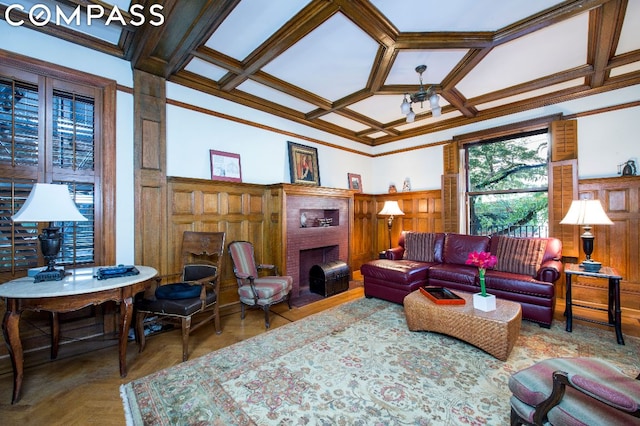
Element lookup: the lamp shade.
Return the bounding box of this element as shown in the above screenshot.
[378,201,404,216]
[400,97,411,115]
[560,200,613,226]
[12,183,88,223]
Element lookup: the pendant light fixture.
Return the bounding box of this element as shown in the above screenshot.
[400,65,441,122]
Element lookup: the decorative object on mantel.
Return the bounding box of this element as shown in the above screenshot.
[347,173,362,192]
[618,159,637,176]
[400,65,442,123]
[318,218,332,227]
[560,199,613,272]
[11,183,88,282]
[210,150,242,182]
[466,251,498,312]
[288,141,320,186]
[300,212,307,228]
[402,177,411,192]
[378,201,404,249]
[388,184,397,193]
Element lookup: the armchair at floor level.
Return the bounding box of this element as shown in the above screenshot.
[228,240,292,328]
[135,231,225,362]
[509,357,640,425]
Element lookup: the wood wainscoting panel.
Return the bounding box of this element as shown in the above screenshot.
[202,191,221,215]
[372,190,444,253]
[571,176,640,320]
[167,178,269,306]
[171,188,196,215]
[352,193,376,271]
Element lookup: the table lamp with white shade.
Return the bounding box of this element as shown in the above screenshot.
[11,183,88,282]
[560,199,613,273]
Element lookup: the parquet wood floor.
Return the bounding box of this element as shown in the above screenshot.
[1,283,637,426]
[0,287,364,425]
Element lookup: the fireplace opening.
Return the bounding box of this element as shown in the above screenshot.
[298,245,339,294]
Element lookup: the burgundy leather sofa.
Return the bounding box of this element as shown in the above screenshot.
[360,232,563,327]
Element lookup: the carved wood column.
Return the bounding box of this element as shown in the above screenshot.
[133,69,167,275]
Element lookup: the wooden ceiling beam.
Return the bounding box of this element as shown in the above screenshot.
[170,70,370,145]
[441,88,477,118]
[494,0,611,45]
[587,0,626,87]
[219,0,337,91]
[467,65,594,107]
[129,0,240,76]
[306,90,372,120]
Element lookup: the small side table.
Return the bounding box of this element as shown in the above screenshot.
[564,263,624,344]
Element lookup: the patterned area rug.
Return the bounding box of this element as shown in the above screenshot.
[121,297,640,425]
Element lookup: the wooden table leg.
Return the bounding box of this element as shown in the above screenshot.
[565,273,573,332]
[119,296,133,377]
[612,277,625,345]
[2,299,24,404]
[51,312,59,359]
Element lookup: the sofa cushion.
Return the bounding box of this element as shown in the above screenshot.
[361,259,430,285]
[494,236,547,277]
[403,232,437,262]
[428,263,477,286]
[442,233,490,266]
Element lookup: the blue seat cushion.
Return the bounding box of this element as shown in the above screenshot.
[155,283,201,300]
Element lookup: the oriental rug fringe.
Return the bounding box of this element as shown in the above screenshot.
[121,297,640,425]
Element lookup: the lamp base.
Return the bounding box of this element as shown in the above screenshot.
[34,268,67,283]
[580,260,602,273]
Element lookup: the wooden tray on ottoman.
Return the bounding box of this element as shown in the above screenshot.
[419,286,465,305]
[403,290,522,361]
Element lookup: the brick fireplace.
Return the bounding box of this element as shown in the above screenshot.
[285,194,350,299]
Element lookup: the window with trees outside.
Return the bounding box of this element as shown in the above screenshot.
[466,129,549,237]
[0,59,107,279]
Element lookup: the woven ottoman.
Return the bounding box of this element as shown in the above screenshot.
[404,289,522,361]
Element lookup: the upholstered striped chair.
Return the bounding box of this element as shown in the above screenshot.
[509,357,640,425]
[228,241,292,328]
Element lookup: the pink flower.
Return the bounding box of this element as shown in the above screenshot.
[465,251,498,270]
[466,251,498,297]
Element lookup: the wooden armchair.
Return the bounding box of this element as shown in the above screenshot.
[135,231,225,361]
[509,357,640,425]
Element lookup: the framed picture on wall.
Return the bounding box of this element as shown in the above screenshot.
[210,150,242,182]
[348,173,362,192]
[288,142,320,186]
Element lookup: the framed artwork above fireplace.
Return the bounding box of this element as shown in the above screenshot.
[288,142,320,186]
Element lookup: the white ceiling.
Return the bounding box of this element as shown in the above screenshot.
[183,0,640,145]
[4,0,640,146]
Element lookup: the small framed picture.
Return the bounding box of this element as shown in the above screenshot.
[288,142,320,186]
[348,173,362,192]
[210,150,242,182]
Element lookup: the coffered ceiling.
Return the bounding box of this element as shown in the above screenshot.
[4,0,640,147]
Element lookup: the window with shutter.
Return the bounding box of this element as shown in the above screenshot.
[0,60,108,277]
[0,79,39,166]
[465,130,549,237]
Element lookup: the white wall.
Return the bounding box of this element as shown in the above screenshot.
[4,21,639,263]
[165,84,372,189]
[577,105,639,178]
[370,85,640,192]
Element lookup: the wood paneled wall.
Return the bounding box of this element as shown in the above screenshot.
[166,178,269,306]
[568,176,640,312]
[352,190,444,269]
[352,193,376,271]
